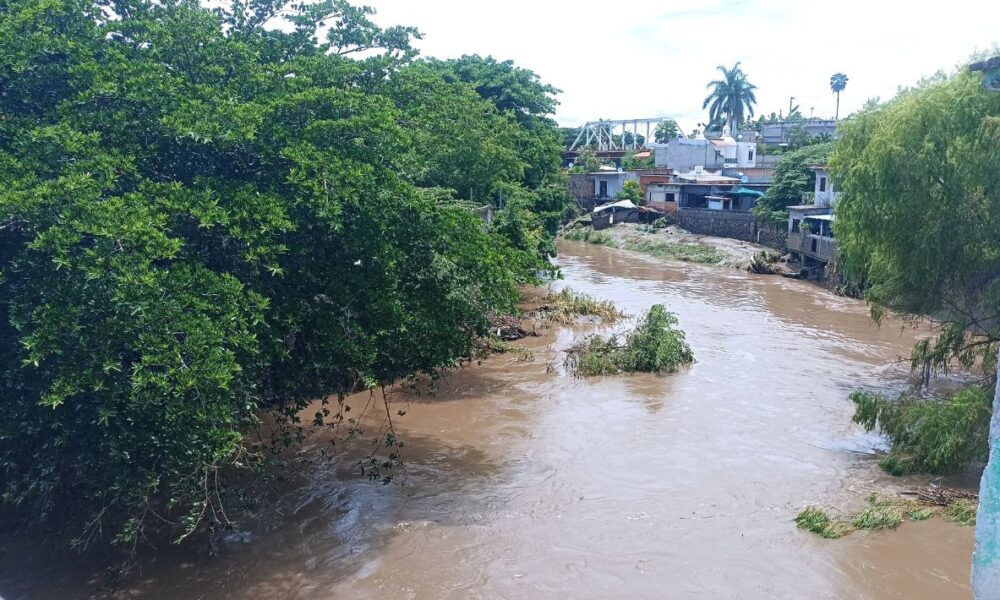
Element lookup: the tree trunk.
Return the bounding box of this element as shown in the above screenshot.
[973,351,1000,598]
[835,92,840,121]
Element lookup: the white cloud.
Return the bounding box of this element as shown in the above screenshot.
[365,0,1000,133]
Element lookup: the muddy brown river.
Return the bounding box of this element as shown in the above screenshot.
[1,240,976,599]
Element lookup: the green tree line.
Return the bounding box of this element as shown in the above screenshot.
[0,0,573,552]
[830,62,1000,592]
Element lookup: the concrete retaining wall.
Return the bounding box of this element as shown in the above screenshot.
[677,208,787,251]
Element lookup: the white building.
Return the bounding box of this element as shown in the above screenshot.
[654,137,756,172]
[589,170,639,200]
[810,165,837,207]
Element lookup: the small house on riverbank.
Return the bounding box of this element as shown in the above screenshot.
[786,165,839,276]
[590,170,639,201]
[592,200,639,230]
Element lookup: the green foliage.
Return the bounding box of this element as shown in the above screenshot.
[795,508,852,539]
[946,499,978,526]
[570,147,602,173]
[622,151,654,171]
[563,227,617,247]
[753,142,833,218]
[616,179,643,203]
[567,305,693,377]
[0,0,565,552]
[798,495,941,539]
[851,494,906,530]
[538,288,624,324]
[622,237,726,264]
[831,68,1000,373]
[703,62,757,133]
[426,55,562,188]
[654,119,680,143]
[831,72,849,119]
[850,386,993,475]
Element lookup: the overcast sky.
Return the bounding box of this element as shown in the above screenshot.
[366,0,1000,132]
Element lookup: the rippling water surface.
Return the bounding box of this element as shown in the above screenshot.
[1,240,975,599]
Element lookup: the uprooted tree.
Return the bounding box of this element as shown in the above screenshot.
[830,64,1000,596]
[0,0,572,554]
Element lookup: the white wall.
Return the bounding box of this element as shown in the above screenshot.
[593,173,638,199]
[813,167,837,207]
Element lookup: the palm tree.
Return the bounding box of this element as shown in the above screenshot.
[830,72,848,120]
[703,62,757,135]
[653,119,679,143]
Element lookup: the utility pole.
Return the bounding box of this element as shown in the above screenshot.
[788,96,795,117]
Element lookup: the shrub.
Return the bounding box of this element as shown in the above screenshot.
[563,227,617,247]
[651,216,673,229]
[850,386,993,475]
[566,305,693,376]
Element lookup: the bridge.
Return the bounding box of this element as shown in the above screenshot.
[567,117,686,151]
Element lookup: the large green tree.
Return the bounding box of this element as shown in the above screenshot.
[426,55,563,188]
[754,142,833,220]
[0,0,563,553]
[703,62,758,135]
[831,68,1000,596]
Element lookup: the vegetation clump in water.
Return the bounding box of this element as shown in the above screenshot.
[796,493,979,539]
[536,288,624,324]
[563,227,617,247]
[850,386,993,475]
[794,507,853,539]
[945,499,978,526]
[566,305,693,377]
[621,236,726,264]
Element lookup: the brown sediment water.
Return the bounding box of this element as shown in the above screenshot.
[0,240,975,599]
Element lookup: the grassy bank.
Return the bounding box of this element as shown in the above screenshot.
[621,236,727,264]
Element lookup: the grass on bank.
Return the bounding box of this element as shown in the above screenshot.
[563,227,617,247]
[621,236,726,264]
[565,304,694,377]
[796,493,978,539]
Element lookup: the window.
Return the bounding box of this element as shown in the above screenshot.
[791,219,800,233]
[748,149,755,162]
[599,180,608,197]
[811,238,818,253]
[819,177,827,192]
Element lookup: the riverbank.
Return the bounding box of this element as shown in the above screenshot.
[563,222,796,274]
[1,240,976,599]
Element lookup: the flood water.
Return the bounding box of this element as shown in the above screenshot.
[1,240,975,599]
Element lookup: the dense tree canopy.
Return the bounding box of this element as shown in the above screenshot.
[753,142,833,221]
[0,0,569,552]
[830,66,1000,594]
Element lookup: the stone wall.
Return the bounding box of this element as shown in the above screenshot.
[677,208,787,251]
[568,174,593,201]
